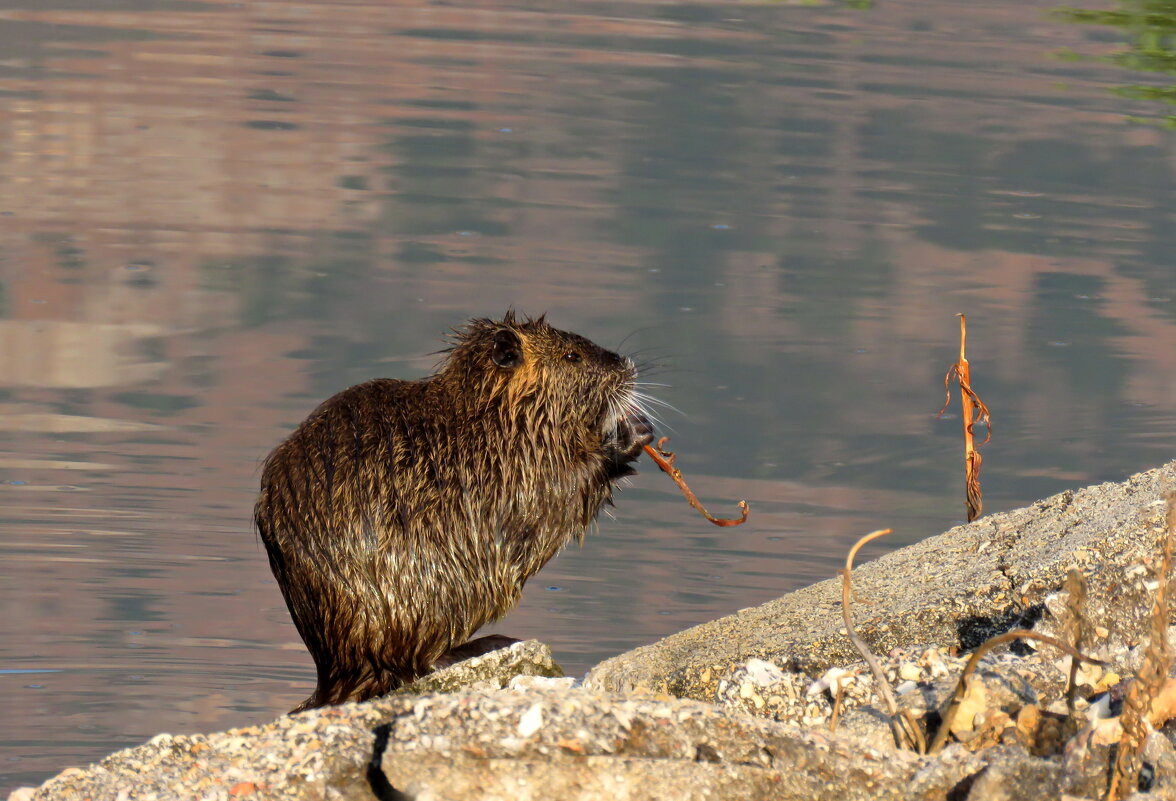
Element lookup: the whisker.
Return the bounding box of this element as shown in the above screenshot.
[624,345,673,358]
[615,327,656,353]
[604,396,622,442]
[631,363,680,378]
[633,389,676,402]
[632,391,683,416]
[628,396,674,434]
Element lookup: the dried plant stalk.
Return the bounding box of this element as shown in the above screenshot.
[1106,491,1176,801]
[644,437,749,527]
[841,528,926,752]
[1062,569,1090,717]
[829,683,846,732]
[929,629,1104,754]
[938,314,992,522]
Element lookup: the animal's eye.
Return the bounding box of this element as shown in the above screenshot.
[563,351,582,363]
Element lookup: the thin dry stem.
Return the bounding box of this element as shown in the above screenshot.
[1062,569,1089,717]
[1107,490,1176,800]
[846,527,893,568]
[929,630,1104,754]
[644,438,749,527]
[938,314,992,522]
[840,528,925,752]
[829,684,846,732]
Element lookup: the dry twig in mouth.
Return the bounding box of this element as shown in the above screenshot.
[643,437,749,527]
[937,314,992,522]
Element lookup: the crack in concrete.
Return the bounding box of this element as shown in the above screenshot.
[368,722,414,801]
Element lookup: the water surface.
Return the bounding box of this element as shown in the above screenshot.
[2,0,1174,790]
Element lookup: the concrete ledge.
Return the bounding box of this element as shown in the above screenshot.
[586,463,1175,701]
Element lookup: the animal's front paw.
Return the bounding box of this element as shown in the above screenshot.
[618,413,654,461]
[603,413,654,479]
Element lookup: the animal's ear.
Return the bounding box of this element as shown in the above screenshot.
[491,328,523,368]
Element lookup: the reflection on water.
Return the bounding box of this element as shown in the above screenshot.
[1,0,1175,791]
[1057,0,1176,126]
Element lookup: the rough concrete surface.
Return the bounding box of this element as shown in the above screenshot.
[587,463,1176,703]
[22,685,1170,801]
[14,689,990,801]
[373,690,987,801]
[390,638,566,695]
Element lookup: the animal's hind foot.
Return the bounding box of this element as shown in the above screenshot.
[432,634,522,670]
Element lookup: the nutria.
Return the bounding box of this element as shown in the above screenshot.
[255,312,653,711]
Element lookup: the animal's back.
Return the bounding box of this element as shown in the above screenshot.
[258,378,510,708]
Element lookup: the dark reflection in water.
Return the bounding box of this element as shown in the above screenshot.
[1,0,1174,792]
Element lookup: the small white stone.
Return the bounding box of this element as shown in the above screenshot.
[1045,699,1070,716]
[898,663,922,682]
[807,666,853,697]
[517,703,545,737]
[744,658,786,686]
[508,675,575,691]
[1085,693,1112,721]
[1074,661,1104,689]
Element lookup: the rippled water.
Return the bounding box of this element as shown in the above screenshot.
[2,0,1174,790]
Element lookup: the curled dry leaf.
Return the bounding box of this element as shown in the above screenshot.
[937,314,992,522]
[644,437,749,527]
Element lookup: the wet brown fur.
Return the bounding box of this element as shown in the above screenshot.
[255,312,650,711]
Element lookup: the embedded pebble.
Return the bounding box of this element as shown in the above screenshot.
[508,675,575,691]
[744,658,786,686]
